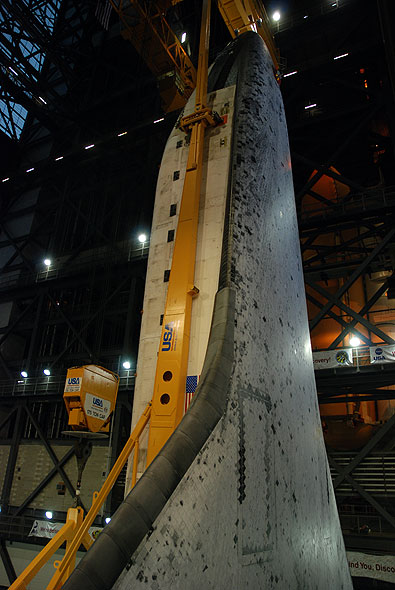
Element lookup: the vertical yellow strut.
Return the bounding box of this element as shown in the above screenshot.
[146,0,214,466]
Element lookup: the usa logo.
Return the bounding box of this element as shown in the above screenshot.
[161,323,174,352]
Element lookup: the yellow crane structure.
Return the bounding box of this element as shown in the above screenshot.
[217,0,279,71]
[109,0,197,112]
[9,2,278,587]
[108,0,278,464]
[145,0,221,465]
[109,0,279,112]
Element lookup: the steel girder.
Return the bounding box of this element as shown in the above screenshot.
[0,539,16,585]
[328,414,395,531]
[307,228,395,341]
[0,0,95,140]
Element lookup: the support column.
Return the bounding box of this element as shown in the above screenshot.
[0,539,17,585]
[1,406,23,510]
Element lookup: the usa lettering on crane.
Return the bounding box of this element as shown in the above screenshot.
[161,322,175,352]
[67,377,80,385]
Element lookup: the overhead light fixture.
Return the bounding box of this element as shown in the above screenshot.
[39,96,47,105]
[272,11,281,22]
[55,156,63,161]
[43,369,51,376]
[305,103,317,110]
[105,517,111,524]
[122,361,131,370]
[304,15,308,19]
[45,511,53,520]
[283,71,298,78]
[350,336,361,347]
[153,118,164,124]
[334,53,349,60]
[2,178,10,183]
[44,258,51,267]
[117,131,127,137]
[26,167,34,173]
[21,371,28,378]
[181,32,186,43]
[138,233,147,243]
[9,67,18,76]
[84,144,94,150]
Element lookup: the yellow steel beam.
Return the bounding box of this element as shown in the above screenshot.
[145,0,213,466]
[109,0,197,112]
[217,0,279,71]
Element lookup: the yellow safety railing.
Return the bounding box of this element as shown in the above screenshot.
[9,402,152,590]
[8,507,87,590]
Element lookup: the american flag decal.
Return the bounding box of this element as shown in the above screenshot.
[185,375,199,413]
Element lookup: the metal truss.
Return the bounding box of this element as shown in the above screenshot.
[277,4,395,549]
[305,224,395,343]
[0,389,132,552]
[0,538,16,586]
[0,255,147,377]
[110,0,197,111]
[0,0,63,139]
[0,104,169,381]
[278,0,395,410]
[0,0,104,141]
[328,414,395,534]
[0,403,82,513]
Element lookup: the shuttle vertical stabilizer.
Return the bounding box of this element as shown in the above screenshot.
[64,32,352,590]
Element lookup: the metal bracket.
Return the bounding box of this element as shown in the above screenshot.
[178,108,223,133]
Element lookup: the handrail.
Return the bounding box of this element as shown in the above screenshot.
[0,240,149,292]
[300,186,395,221]
[7,402,151,590]
[9,507,84,590]
[0,372,135,398]
[46,401,151,590]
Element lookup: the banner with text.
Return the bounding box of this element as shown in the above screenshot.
[313,349,353,370]
[29,519,102,541]
[347,551,395,583]
[370,344,395,364]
